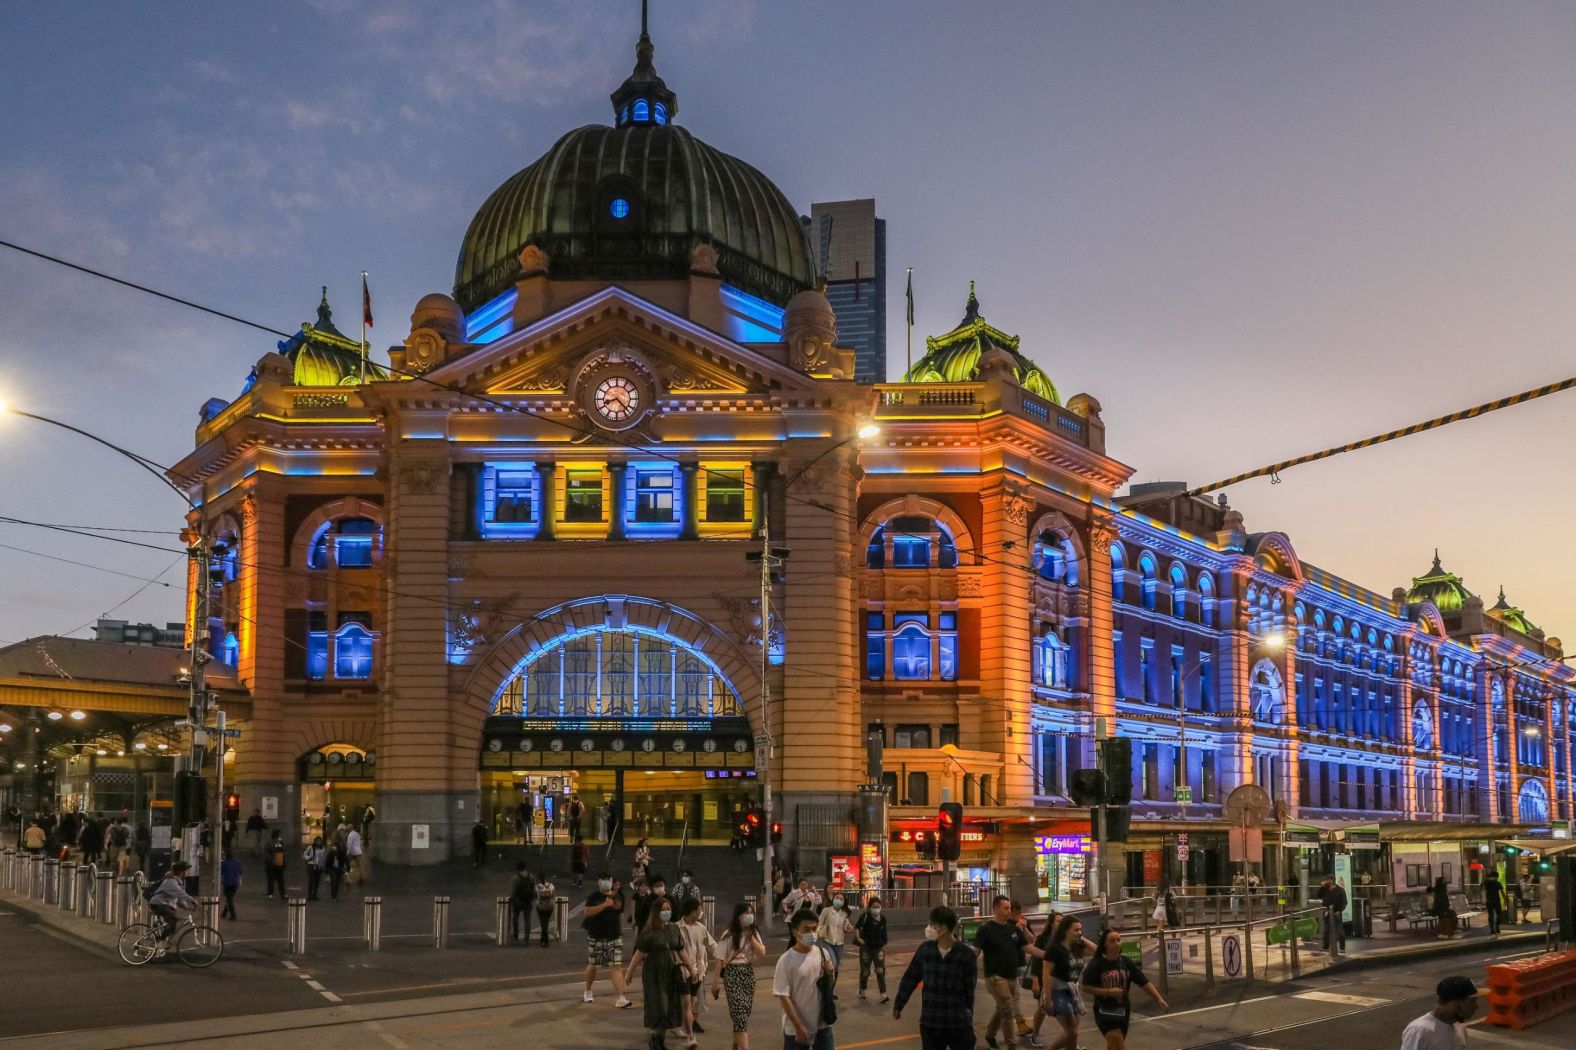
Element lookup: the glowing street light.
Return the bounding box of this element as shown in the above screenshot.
[69,710,86,720]
[857,422,881,440]
[46,711,63,721]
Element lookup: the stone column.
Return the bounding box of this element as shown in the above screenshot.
[608,463,628,541]
[379,444,466,864]
[1395,639,1418,817]
[1504,674,1521,822]
[975,478,1034,803]
[233,484,298,844]
[1475,665,1497,820]
[1280,588,1302,817]
[1217,561,1256,796]
[534,462,556,541]
[1085,520,1117,755]
[679,464,700,541]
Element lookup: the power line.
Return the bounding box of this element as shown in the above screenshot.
[1187,374,1576,497]
[0,539,180,587]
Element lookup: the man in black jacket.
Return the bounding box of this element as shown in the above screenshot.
[1318,876,1348,952]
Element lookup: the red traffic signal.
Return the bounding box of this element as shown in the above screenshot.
[936,802,964,861]
[737,806,767,848]
[225,793,240,810]
[770,820,783,844]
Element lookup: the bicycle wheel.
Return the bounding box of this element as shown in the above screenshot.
[177,924,225,968]
[117,923,159,966]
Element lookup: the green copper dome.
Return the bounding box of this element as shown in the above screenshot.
[900,283,1059,402]
[1488,587,1538,635]
[453,15,814,313]
[1406,550,1474,615]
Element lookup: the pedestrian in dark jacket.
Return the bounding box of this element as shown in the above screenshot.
[264,832,288,898]
[1318,876,1348,951]
[894,906,977,1048]
[1482,871,1507,934]
[324,841,347,901]
[510,862,536,941]
[471,820,489,868]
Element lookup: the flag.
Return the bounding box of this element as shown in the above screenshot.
[906,268,914,325]
[361,272,374,329]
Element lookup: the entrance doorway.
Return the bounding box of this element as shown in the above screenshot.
[480,768,758,847]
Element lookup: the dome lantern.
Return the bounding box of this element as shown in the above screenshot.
[611,0,677,128]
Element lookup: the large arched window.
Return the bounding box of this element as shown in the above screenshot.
[1411,701,1434,750]
[1250,660,1285,724]
[1518,779,1550,823]
[1034,531,1079,585]
[865,516,959,570]
[1110,542,1127,602]
[1138,554,1159,611]
[1034,627,1071,690]
[1198,573,1216,627]
[309,516,381,570]
[1169,564,1188,619]
[493,626,743,719]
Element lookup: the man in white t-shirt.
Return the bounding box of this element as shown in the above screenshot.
[774,909,836,1050]
[1400,975,1477,1050]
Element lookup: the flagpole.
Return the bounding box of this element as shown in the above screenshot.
[905,267,914,378]
[359,270,369,384]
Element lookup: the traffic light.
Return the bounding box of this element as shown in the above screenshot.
[1100,738,1133,805]
[936,802,964,862]
[770,820,783,845]
[737,806,766,848]
[224,792,240,824]
[1069,769,1106,807]
[173,771,206,828]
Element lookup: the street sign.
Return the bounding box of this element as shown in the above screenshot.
[1174,786,1192,803]
[1164,936,1184,975]
[175,719,242,738]
[754,736,770,773]
[1228,825,1263,863]
[1221,933,1243,978]
[1176,833,1189,845]
[1224,784,1271,826]
[1178,844,1190,861]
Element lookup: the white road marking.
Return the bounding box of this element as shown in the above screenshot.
[366,1019,410,1049]
[1293,990,1391,1007]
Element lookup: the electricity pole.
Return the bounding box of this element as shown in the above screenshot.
[749,526,788,929]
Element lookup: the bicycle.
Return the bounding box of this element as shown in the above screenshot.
[118,912,225,968]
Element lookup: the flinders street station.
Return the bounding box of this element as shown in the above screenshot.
[3,18,1573,906]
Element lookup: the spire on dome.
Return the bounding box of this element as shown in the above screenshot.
[959,280,981,326]
[612,0,678,126]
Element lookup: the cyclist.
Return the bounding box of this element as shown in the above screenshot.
[149,861,197,956]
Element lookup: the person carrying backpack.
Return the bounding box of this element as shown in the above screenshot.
[535,872,557,946]
[510,862,536,942]
[265,831,288,899]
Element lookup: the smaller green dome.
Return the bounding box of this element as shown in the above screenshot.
[276,289,385,387]
[1406,549,1474,615]
[1488,586,1538,635]
[900,282,1059,403]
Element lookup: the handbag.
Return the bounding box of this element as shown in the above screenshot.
[816,945,839,1026]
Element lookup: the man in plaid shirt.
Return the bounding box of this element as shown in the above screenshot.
[894,905,978,1050]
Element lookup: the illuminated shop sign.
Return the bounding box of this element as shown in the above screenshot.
[1035,834,1092,855]
[893,829,987,844]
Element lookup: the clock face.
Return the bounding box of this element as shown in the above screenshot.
[594,376,640,423]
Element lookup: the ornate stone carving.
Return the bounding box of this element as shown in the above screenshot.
[397,465,440,495]
[860,577,884,600]
[403,329,446,375]
[238,493,258,527]
[790,465,849,496]
[518,244,550,276]
[665,367,706,393]
[715,592,762,646]
[1002,484,1032,527]
[450,595,517,655]
[1088,527,1114,556]
[958,575,982,597]
[791,332,831,374]
[689,242,720,275]
[515,365,570,392]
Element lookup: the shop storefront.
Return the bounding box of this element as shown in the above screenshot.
[1034,832,1090,903]
[298,744,376,843]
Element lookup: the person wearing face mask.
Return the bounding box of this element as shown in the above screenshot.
[1400,976,1478,1050]
[678,896,719,1046]
[852,895,889,1003]
[627,897,698,1050]
[774,910,837,1050]
[674,869,702,909]
[893,906,977,1050]
[582,872,635,1008]
[637,875,671,930]
[716,902,768,1050]
[816,892,854,994]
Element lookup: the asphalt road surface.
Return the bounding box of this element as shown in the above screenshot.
[3,900,1573,1049]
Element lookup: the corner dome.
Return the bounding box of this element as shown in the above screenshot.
[901,282,1059,402]
[453,12,814,313]
[1488,586,1539,636]
[276,288,386,387]
[1406,550,1474,616]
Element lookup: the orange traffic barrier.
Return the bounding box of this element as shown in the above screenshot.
[1484,951,1576,1029]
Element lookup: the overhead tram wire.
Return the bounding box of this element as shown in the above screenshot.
[1187,373,1576,498]
[0,236,1084,587]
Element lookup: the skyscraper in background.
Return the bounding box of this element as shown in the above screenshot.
[809,199,887,382]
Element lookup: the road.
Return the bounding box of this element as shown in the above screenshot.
[2,900,1572,1048]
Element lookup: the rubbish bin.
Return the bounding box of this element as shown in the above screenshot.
[1347,897,1372,939]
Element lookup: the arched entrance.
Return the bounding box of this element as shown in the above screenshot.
[473,597,760,847]
[298,743,377,844]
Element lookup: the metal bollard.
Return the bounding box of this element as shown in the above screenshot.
[1243,921,1255,984]
[95,871,113,923]
[59,861,76,911]
[554,895,570,944]
[702,894,716,931]
[29,854,44,898]
[114,875,135,929]
[496,896,512,946]
[1,849,11,891]
[1289,916,1301,977]
[432,896,451,949]
[77,867,94,918]
[362,896,382,951]
[43,858,59,904]
[287,897,308,954]
[200,896,221,931]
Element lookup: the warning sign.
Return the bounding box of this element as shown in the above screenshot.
[1221,933,1244,978]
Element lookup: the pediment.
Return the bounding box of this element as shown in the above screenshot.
[424,286,819,401]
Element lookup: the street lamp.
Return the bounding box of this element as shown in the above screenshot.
[748,419,880,923]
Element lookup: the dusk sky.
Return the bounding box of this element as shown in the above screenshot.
[1,1,1573,648]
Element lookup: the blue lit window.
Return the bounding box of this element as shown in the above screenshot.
[634,469,675,523]
[871,516,957,570]
[892,535,929,567]
[865,612,885,680]
[633,99,649,122]
[938,612,958,681]
[489,469,536,524]
[335,517,377,568]
[309,532,330,569]
[221,631,239,667]
[892,621,931,680]
[653,102,667,125]
[334,615,374,680]
[306,611,329,680]
[609,197,631,220]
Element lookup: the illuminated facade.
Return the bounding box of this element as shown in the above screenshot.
[162,17,1575,881]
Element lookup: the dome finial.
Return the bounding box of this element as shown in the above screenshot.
[960,280,981,326]
[1431,547,1441,573]
[611,0,677,125]
[317,286,332,326]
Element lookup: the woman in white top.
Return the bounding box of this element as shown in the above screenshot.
[677,897,719,1047]
[815,890,854,991]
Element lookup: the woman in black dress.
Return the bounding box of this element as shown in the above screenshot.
[626,899,697,1050]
